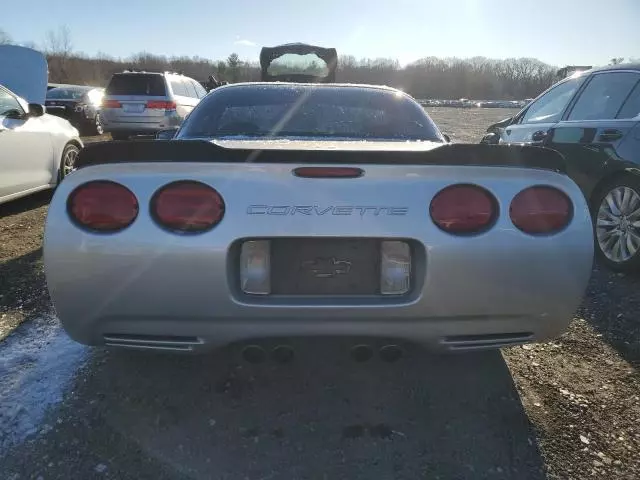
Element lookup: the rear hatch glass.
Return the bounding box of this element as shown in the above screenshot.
[106,74,166,96]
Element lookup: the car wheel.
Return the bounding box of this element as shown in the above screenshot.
[59,143,80,182]
[111,132,129,141]
[94,114,104,135]
[592,177,640,271]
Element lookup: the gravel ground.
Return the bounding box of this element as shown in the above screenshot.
[0,108,638,479]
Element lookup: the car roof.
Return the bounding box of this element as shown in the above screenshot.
[48,85,94,92]
[113,71,189,77]
[583,63,640,74]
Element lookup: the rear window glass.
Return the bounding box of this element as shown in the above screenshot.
[178,85,442,141]
[105,74,166,96]
[46,87,90,100]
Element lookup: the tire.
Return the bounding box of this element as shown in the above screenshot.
[591,176,640,271]
[111,132,129,141]
[59,143,80,182]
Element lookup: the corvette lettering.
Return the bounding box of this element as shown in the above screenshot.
[247,205,409,216]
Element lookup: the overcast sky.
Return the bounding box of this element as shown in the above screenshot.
[3,0,639,67]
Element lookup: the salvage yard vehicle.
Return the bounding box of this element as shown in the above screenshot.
[44,82,594,355]
[0,45,83,205]
[45,85,105,135]
[480,63,640,271]
[100,70,208,140]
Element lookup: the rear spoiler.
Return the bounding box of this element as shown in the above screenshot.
[75,140,566,173]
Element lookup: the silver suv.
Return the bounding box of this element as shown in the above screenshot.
[101,71,208,140]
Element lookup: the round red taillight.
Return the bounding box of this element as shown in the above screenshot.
[68,181,138,232]
[151,181,225,233]
[510,186,572,234]
[430,184,497,234]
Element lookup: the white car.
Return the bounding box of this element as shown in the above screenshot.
[0,45,82,205]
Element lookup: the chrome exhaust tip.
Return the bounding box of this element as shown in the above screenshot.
[351,344,374,362]
[242,345,267,363]
[272,345,295,364]
[379,344,404,362]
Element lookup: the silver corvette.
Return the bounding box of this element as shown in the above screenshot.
[44,83,594,356]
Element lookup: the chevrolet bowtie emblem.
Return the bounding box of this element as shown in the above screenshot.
[300,257,352,278]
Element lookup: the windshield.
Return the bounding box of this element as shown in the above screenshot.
[46,87,90,100]
[267,53,329,77]
[178,85,442,140]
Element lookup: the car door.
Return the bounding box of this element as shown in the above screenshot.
[546,71,640,198]
[499,75,585,145]
[0,86,53,200]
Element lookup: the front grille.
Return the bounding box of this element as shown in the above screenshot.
[270,238,380,295]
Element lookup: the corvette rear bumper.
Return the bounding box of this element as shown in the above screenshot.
[67,313,570,353]
[45,160,594,354]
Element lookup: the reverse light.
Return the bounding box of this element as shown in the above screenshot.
[146,100,177,110]
[380,241,411,295]
[240,240,271,295]
[68,181,138,232]
[510,186,572,234]
[430,184,497,234]
[151,181,225,233]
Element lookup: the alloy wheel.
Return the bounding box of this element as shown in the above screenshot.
[596,186,640,263]
[63,146,79,177]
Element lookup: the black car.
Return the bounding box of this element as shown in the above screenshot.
[45,85,104,135]
[481,64,640,271]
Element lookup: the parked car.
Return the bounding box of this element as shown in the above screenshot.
[44,82,593,355]
[100,70,207,140]
[480,63,640,271]
[0,45,82,205]
[45,85,104,135]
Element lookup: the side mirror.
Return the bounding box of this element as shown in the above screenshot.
[442,133,451,143]
[480,132,499,145]
[155,128,178,140]
[27,103,45,117]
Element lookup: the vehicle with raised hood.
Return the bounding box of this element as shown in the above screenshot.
[0,45,82,205]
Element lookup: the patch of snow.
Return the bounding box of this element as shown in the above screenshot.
[0,315,87,455]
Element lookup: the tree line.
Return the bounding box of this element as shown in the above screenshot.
[0,27,634,100]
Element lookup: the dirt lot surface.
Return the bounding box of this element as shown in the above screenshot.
[0,108,638,479]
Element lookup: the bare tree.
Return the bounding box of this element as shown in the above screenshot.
[44,26,74,82]
[0,29,12,45]
[44,25,73,56]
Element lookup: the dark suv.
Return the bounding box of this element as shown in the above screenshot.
[481,64,640,271]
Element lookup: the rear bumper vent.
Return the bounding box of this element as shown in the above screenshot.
[441,332,534,351]
[103,333,202,351]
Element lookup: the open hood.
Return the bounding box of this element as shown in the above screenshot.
[260,43,337,83]
[0,45,48,105]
